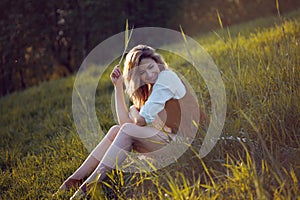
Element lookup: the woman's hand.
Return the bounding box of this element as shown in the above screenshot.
[129,105,139,120]
[110,65,123,88]
[129,105,146,126]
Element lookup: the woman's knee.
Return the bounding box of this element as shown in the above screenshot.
[106,125,121,140]
[119,122,137,135]
[110,125,121,132]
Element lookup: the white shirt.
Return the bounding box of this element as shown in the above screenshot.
[140,70,186,124]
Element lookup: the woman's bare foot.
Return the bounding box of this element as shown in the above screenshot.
[70,183,88,200]
[53,177,83,197]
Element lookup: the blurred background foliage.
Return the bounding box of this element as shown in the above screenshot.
[1,1,300,199]
[0,0,300,97]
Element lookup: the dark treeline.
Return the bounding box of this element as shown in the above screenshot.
[1,0,299,96]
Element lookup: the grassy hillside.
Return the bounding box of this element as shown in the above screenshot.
[0,11,299,199]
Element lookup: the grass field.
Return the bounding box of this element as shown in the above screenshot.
[0,10,299,199]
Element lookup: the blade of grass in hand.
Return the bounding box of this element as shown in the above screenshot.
[119,20,134,66]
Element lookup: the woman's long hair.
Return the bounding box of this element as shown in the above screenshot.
[123,45,168,109]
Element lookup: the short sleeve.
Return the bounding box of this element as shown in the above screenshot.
[139,70,186,124]
[155,70,186,99]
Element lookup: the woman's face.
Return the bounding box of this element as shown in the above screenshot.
[138,58,161,84]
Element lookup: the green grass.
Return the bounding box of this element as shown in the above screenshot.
[1,10,300,199]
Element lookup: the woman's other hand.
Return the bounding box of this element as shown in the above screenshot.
[110,65,123,88]
[129,105,146,126]
[129,105,139,120]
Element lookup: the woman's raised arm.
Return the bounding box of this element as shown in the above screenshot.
[110,65,133,125]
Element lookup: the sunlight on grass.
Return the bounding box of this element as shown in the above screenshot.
[0,10,299,199]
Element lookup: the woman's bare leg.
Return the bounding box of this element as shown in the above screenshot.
[58,125,120,190]
[75,123,170,194]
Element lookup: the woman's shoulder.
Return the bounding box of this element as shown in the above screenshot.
[156,69,184,89]
[158,69,180,80]
[156,69,186,97]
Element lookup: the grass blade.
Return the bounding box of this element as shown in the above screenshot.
[119,20,134,66]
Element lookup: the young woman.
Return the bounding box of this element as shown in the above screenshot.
[55,45,209,199]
